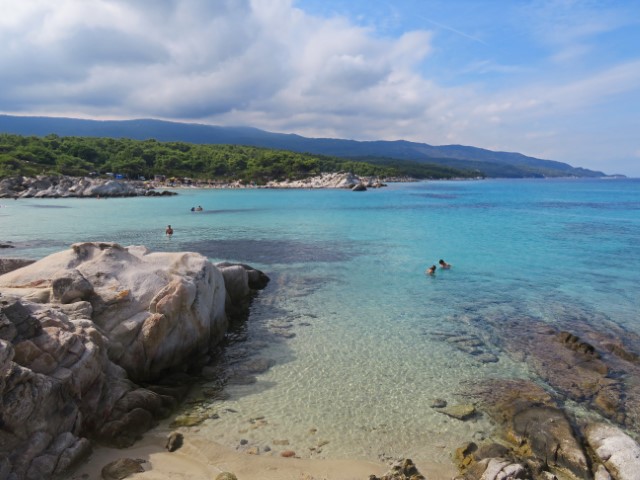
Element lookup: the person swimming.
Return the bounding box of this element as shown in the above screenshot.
[426,265,436,275]
[439,259,451,269]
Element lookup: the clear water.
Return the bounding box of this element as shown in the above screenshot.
[2,178,639,465]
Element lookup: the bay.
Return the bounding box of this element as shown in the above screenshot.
[1,177,639,464]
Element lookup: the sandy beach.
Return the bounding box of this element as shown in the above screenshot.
[71,425,458,480]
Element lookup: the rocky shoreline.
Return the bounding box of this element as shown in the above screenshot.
[0,175,176,198]
[2,244,640,480]
[0,243,268,479]
[0,172,401,199]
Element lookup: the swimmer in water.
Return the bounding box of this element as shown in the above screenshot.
[439,259,451,269]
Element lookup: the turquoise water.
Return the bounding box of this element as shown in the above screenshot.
[2,178,639,464]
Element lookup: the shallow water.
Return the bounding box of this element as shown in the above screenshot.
[2,178,639,464]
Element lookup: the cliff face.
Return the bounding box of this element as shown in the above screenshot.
[0,242,268,479]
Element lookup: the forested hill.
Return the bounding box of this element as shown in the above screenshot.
[0,114,605,178]
[0,133,474,182]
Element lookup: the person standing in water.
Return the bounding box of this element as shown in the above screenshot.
[165,225,173,236]
[426,265,436,276]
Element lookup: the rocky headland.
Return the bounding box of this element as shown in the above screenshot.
[155,172,394,190]
[263,172,389,189]
[0,243,268,479]
[0,172,397,199]
[0,175,176,198]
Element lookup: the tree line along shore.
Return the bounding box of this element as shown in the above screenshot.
[0,133,477,186]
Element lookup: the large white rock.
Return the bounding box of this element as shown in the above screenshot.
[1,243,268,479]
[0,242,228,381]
[585,423,640,480]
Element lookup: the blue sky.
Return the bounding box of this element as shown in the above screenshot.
[1,0,639,175]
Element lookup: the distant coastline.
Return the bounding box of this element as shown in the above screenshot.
[0,172,414,198]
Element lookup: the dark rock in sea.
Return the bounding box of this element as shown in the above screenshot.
[430,398,447,408]
[0,242,15,248]
[216,261,270,290]
[352,183,367,191]
[144,189,176,196]
[215,262,270,319]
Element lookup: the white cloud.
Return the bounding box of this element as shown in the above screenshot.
[0,0,639,175]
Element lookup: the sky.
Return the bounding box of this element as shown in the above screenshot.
[1,0,639,176]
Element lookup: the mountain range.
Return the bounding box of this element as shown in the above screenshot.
[0,114,605,178]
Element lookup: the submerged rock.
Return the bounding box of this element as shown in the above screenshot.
[430,398,447,408]
[492,316,640,433]
[436,404,476,420]
[473,379,589,479]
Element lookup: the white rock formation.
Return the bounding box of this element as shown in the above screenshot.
[0,242,268,480]
[264,172,386,189]
[0,175,174,198]
[585,423,640,480]
[0,242,228,381]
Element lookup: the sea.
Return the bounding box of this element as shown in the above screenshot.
[1,178,639,466]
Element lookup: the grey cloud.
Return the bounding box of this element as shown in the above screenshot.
[0,0,433,124]
[3,0,634,175]
[64,27,169,66]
